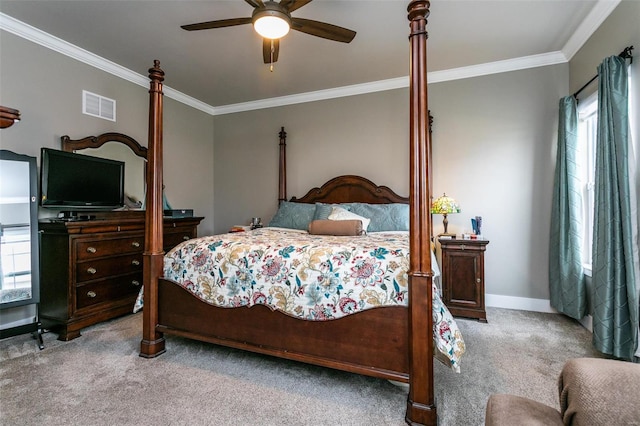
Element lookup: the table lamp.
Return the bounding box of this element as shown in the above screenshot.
[431,193,460,236]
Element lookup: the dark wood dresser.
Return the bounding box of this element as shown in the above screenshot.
[39,212,203,340]
[439,238,490,323]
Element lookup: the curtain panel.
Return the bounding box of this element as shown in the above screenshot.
[549,96,586,320]
[592,55,639,361]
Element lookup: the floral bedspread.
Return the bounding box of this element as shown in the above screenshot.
[135,228,465,372]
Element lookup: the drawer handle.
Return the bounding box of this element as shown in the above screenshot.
[87,291,97,298]
[476,278,481,283]
[131,241,141,248]
[131,280,141,287]
[182,235,190,241]
[86,247,97,254]
[87,267,97,275]
[131,259,141,266]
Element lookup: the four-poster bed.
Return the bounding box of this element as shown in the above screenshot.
[140,2,440,424]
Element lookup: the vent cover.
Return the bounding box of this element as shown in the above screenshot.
[82,90,116,121]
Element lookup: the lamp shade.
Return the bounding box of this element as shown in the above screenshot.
[253,9,291,39]
[431,193,460,215]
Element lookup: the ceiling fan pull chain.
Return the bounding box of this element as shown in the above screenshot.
[270,39,275,72]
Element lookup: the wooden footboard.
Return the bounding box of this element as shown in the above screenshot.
[157,278,410,381]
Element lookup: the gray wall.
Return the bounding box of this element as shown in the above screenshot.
[213,64,567,302]
[0,32,215,235]
[212,89,409,234]
[570,0,640,248]
[430,65,567,300]
[570,1,639,212]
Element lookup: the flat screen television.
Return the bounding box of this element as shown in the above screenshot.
[40,148,125,211]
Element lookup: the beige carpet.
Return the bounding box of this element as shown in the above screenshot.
[0,308,602,425]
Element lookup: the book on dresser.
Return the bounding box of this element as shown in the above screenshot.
[39,211,203,340]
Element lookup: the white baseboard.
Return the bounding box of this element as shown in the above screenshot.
[485,293,558,314]
[578,314,593,332]
[486,294,600,335]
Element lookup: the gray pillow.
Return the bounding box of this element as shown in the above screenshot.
[268,201,315,230]
[346,203,409,232]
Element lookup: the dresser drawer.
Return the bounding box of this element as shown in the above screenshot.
[75,253,143,283]
[39,215,203,341]
[164,230,194,251]
[75,274,142,310]
[75,236,144,261]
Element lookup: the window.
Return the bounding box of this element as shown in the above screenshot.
[577,92,597,274]
[577,63,635,276]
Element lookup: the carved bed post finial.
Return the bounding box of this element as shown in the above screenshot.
[406,1,437,425]
[140,59,166,358]
[278,127,287,205]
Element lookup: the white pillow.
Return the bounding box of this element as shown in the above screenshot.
[328,206,370,232]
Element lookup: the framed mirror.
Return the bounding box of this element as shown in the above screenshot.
[61,133,148,208]
[0,150,39,308]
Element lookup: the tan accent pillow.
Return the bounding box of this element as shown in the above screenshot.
[308,219,364,236]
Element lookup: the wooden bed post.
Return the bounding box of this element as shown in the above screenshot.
[278,127,287,205]
[406,2,436,425]
[140,60,166,358]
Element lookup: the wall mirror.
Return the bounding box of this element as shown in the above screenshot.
[0,150,39,308]
[61,133,148,208]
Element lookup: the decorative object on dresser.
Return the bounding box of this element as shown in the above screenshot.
[39,212,203,340]
[431,193,460,236]
[439,238,489,322]
[0,149,44,348]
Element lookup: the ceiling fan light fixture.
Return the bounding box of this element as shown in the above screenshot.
[253,10,291,39]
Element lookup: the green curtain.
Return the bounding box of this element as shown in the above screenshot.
[592,55,638,360]
[549,96,586,320]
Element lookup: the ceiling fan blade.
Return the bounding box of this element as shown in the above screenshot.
[181,17,252,31]
[280,0,312,13]
[245,0,264,8]
[263,38,280,64]
[291,18,356,43]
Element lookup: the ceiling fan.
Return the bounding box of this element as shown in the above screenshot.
[181,0,356,66]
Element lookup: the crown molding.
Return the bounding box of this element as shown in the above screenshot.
[0,12,216,116]
[428,51,568,84]
[212,77,409,115]
[1,0,617,116]
[561,0,621,60]
[213,51,568,115]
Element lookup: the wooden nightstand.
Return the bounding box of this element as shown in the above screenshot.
[439,238,489,322]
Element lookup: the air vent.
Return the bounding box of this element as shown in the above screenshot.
[82,90,116,122]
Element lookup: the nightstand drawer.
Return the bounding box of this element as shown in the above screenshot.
[76,236,144,260]
[75,253,143,283]
[75,274,142,310]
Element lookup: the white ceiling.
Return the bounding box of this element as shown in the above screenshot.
[0,1,618,112]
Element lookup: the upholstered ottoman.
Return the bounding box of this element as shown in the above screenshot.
[558,357,640,425]
[485,394,563,426]
[485,357,640,426]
